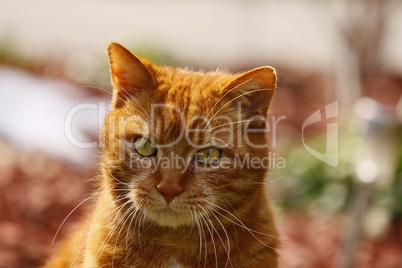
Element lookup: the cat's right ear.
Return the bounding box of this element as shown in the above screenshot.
[223,66,277,118]
[107,42,157,108]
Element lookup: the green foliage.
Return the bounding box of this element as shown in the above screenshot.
[388,140,402,219]
[276,131,402,220]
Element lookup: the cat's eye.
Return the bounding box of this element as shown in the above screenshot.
[132,137,157,157]
[194,147,221,166]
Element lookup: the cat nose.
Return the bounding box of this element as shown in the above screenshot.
[157,183,184,203]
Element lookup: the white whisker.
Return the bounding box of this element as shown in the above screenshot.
[196,204,218,268]
[207,209,233,268]
[207,201,280,248]
[70,194,126,267]
[80,85,112,95]
[51,193,98,250]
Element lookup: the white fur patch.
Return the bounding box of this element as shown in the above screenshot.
[168,259,183,268]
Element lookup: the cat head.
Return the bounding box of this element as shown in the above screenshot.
[101,42,276,228]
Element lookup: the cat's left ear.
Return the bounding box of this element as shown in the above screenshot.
[107,42,157,108]
[224,66,277,117]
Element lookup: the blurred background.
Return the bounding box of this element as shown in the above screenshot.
[1,0,402,267]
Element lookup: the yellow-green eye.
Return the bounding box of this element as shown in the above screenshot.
[194,147,221,166]
[132,137,157,157]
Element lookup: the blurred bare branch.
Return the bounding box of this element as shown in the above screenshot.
[339,0,392,76]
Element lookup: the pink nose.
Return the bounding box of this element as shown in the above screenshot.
[157,184,183,203]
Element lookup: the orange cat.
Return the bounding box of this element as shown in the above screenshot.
[44,42,279,267]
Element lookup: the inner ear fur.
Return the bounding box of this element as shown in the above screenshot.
[223,66,277,117]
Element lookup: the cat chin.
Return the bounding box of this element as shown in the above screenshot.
[144,208,193,228]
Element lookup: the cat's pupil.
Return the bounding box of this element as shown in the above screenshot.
[194,147,221,166]
[132,137,157,157]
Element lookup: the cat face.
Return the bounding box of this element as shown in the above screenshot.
[101,43,276,228]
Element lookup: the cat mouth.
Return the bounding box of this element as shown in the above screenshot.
[149,206,186,216]
[144,206,194,228]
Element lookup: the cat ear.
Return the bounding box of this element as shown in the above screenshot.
[107,42,157,108]
[223,66,277,117]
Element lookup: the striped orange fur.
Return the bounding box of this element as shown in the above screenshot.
[44,42,279,268]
